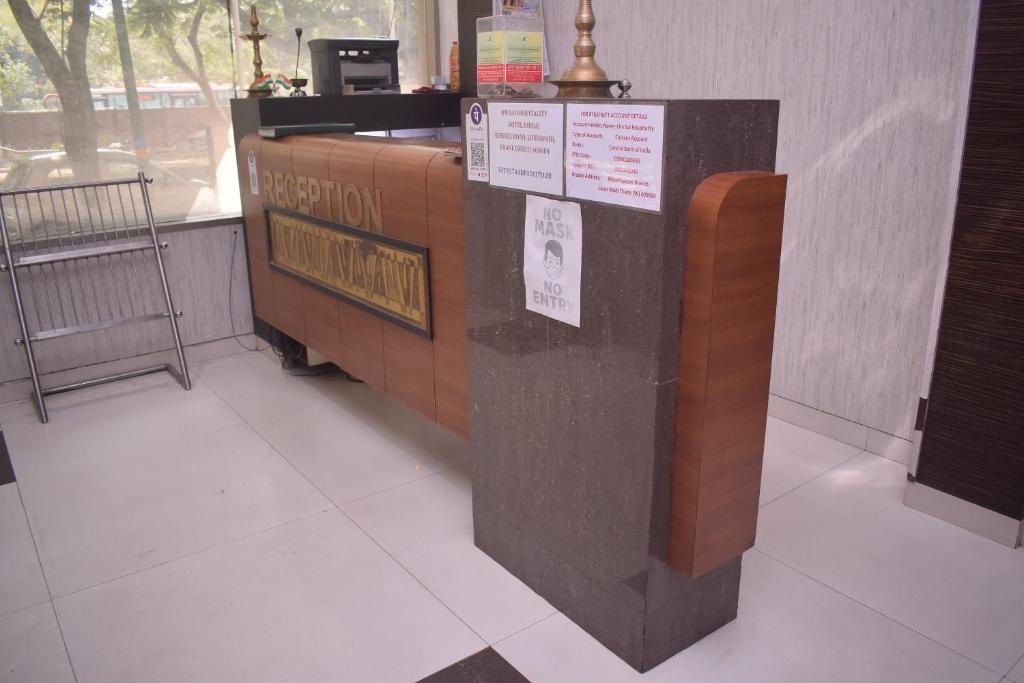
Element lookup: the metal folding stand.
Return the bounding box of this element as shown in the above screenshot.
[0,172,190,423]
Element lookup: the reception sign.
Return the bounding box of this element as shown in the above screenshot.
[266,206,431,337]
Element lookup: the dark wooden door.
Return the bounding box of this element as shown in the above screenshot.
[915,0,1024,520]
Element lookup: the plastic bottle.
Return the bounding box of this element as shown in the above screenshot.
[449,41,460,92]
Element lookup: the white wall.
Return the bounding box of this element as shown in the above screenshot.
[0,222,254,384]
[446,0,980,440]
[438,0,459,83]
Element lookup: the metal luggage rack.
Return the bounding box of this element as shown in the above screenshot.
[0,172,190,423]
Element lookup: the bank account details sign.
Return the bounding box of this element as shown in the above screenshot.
[524,195,582,327]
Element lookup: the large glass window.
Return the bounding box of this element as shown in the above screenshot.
[0,0,434,225]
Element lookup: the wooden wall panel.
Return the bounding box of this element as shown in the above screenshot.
[245,134,470,435]
[374,144,438,244]
[670,172,787,577]
[291,136,333,218]
[382,325,437,421]
[916,0,1024,520]
[291,137,341,360]
[302,285,341,361]
[261,137,302,338]
[271,271,306,345]
[326,136,387,386]
[427,154,469,438]
[334,304,386,391]
[238,135,275,326]
[375,144,439,420]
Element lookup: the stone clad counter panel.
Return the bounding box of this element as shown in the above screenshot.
[464,98,780,671]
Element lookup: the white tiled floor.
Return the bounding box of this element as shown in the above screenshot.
[0,341,1022,683]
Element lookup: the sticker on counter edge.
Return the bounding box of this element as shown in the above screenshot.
[466,103,490,183]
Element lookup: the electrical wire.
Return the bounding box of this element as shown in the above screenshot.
[228,227,270,352]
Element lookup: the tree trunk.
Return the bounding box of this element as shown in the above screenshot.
[8,0,99,180]
[186,2,228,123]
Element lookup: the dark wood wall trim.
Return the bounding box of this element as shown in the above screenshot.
[916,0,1024,520]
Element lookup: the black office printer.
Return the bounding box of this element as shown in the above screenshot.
[308,38,400,95]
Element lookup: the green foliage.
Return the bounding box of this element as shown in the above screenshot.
[1,0,427,107]
[0,59,43,110]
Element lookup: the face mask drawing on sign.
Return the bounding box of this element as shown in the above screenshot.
[544,240,563,280]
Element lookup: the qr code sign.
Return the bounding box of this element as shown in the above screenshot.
[466,106,489,182]
[470,142,486,170]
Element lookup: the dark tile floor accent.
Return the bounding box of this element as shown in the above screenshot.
[0,431,14,485]
[418,647,530,683]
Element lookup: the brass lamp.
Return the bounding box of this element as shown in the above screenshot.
[549,0,619,98]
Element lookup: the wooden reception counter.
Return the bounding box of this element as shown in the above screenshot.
[238,133,468,438]
[236,97,786,672]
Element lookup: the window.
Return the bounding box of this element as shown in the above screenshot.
[0,0,435,226]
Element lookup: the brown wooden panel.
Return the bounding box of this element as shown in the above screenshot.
[271,270,307,345]
[375,143,441,419]
[383,323,436,421]
[327,136,384,186]
[291,136,333,219]
[427,154,469,438]
[335,302,386,390]
[669,172,787,577]
[242,134,469,437]
[290,137,342,359]
[249,246,276,325]
[263,137,306,342]
[302,285,341,360]
[374,143,440,245]
[260,136,300,207]
[238,134,276,326]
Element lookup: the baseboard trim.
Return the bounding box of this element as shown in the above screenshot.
[0,334,257,405]
[767,394,913,465]
[904,480,1022,548]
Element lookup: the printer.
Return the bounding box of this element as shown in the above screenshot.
[308,38,400,95]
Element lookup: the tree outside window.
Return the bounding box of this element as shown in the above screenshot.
[0,0,433,224]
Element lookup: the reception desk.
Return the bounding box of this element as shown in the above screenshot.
[236,95,786,672]
[238,133,468,438]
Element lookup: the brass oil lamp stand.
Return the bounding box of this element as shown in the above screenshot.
[242,5,272,98]
[549,0,621,98]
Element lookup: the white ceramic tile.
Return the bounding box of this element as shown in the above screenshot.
[496,551,1000,683]
[767,394,868,450]
[0,602,75,683]
[19,423,331,597]
[195,351,346,422]
[253,396,467,506]
[0,337,256,405]
[866,427,913,465]
[756,452,1024,674]
[55,510,484,683]
[0,371,244,481]
[345,467,554,643]
[0,484,49,616]
[1007,654,1024,683]
[759,417,862,506]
